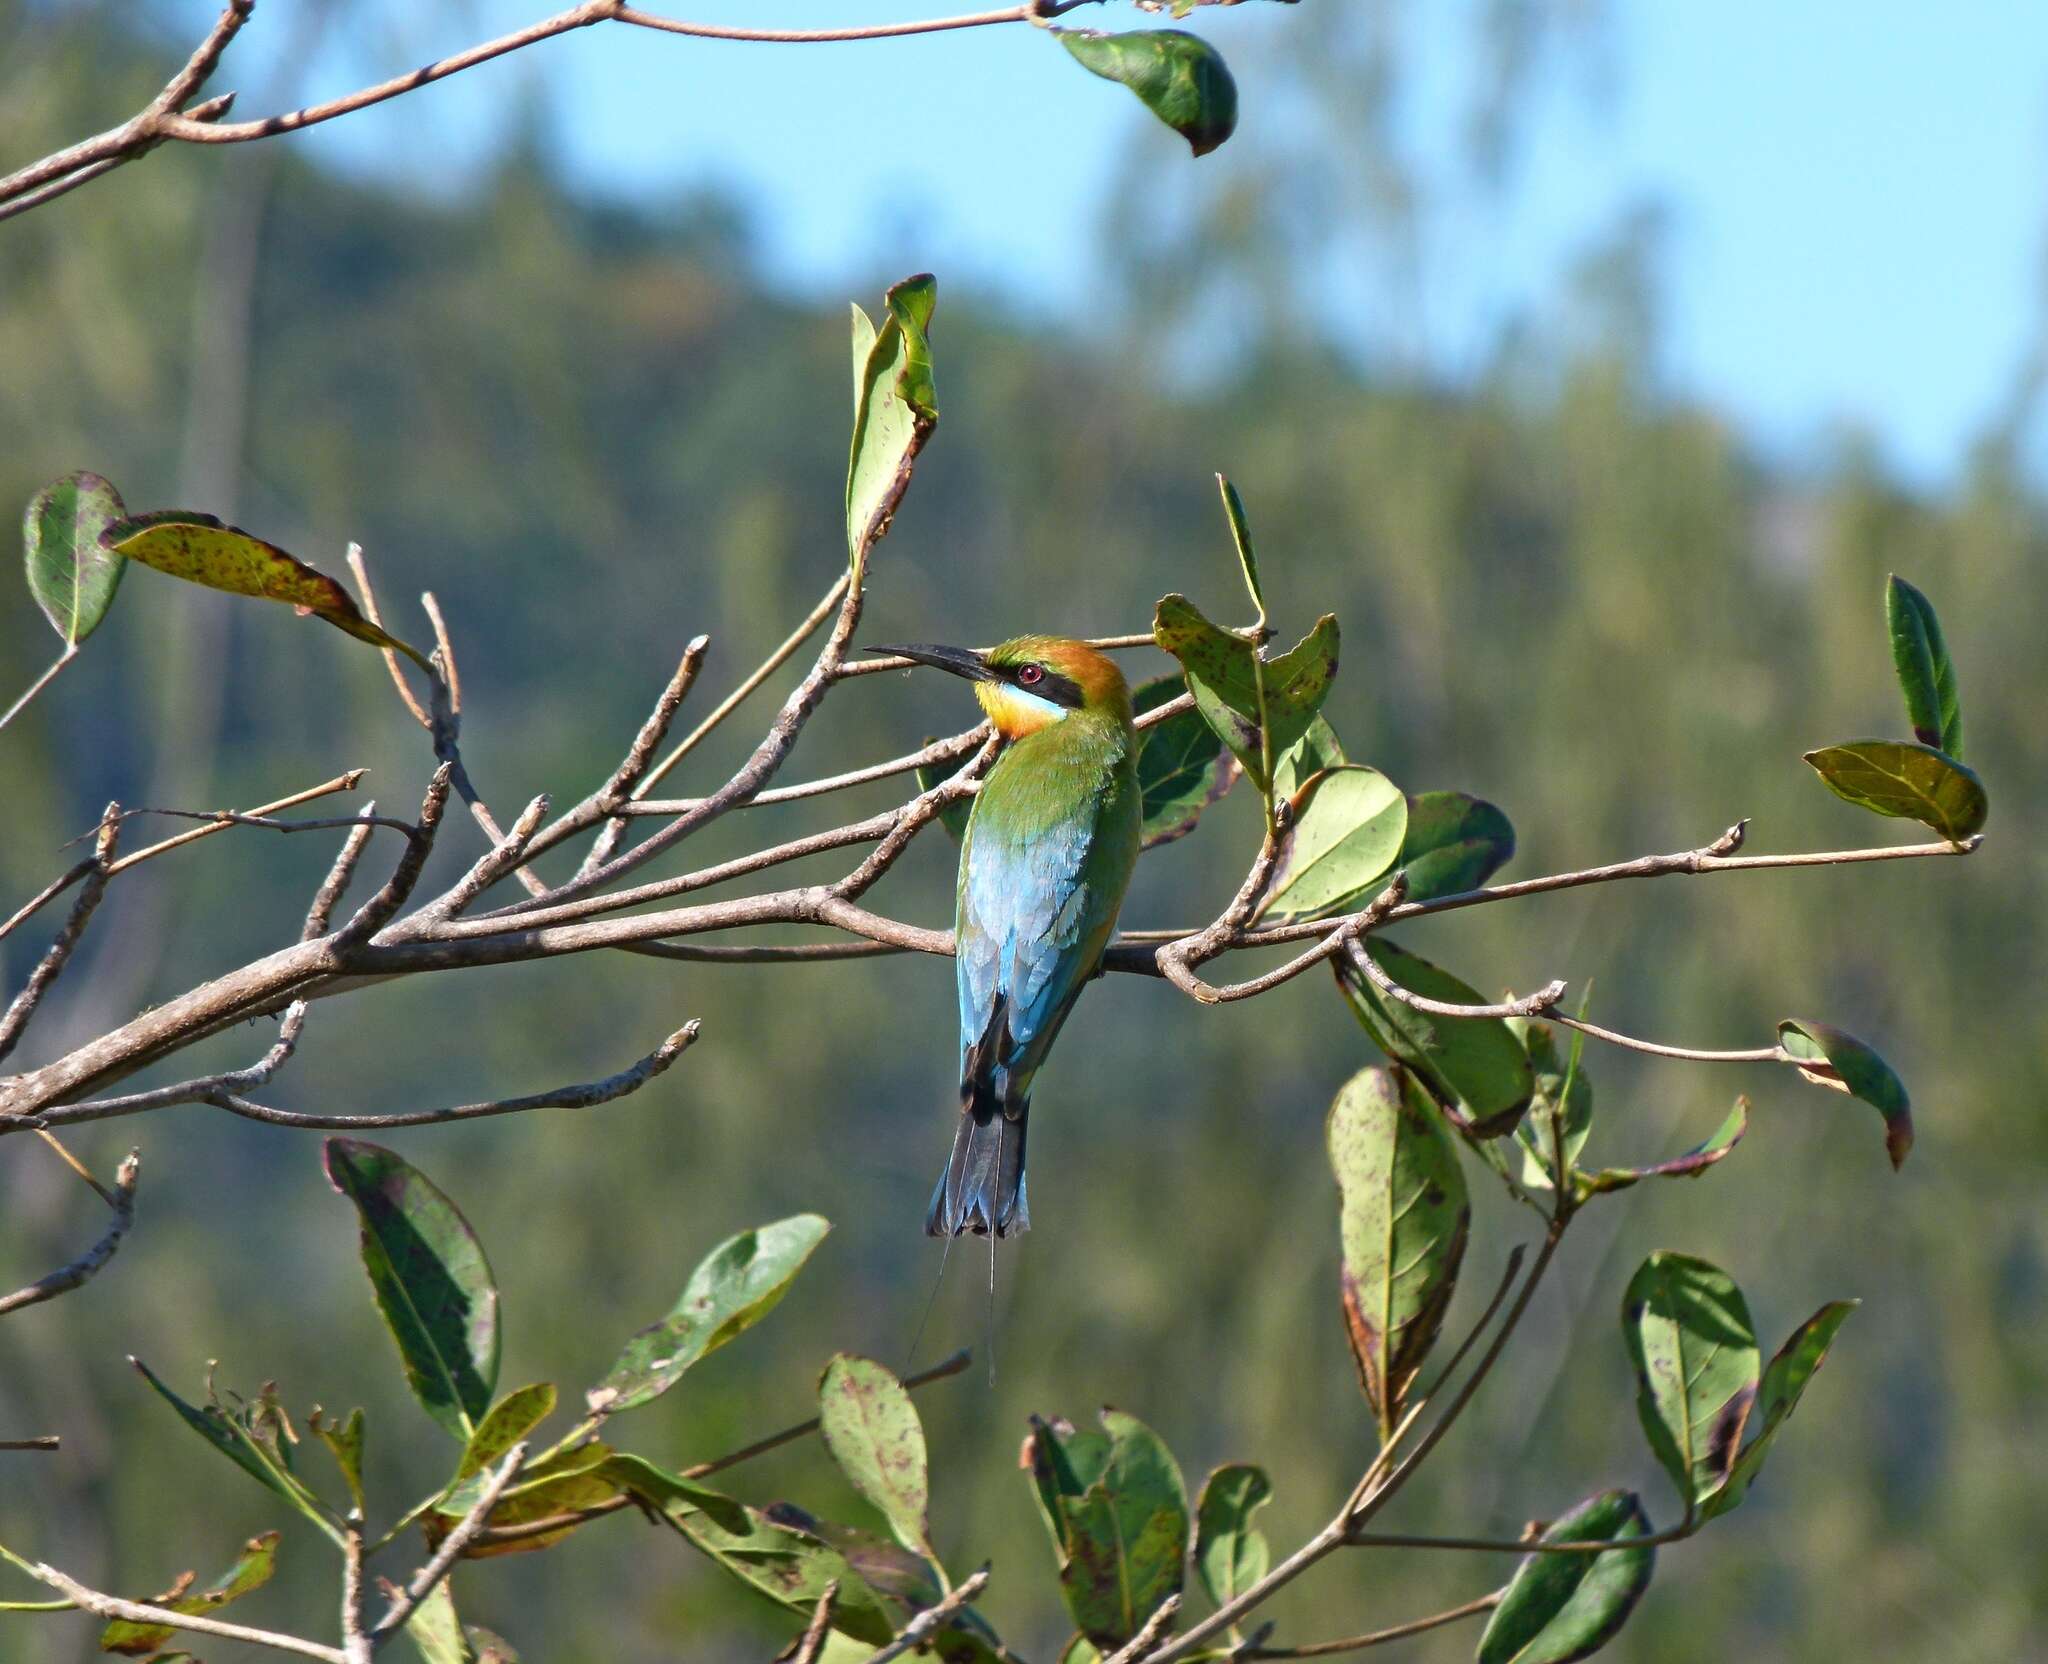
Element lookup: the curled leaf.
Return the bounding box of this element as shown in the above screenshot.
[1701,1300,1858,1519]
[1056,28,1238,156]
[1802,739,1986,840]
[1886,574,1962,757]
[104,512,428,665]
[1776,1021,1913,1168]
[100,1532,279,1655]
[847,275,939,574]
[1575,1098,1747,1197]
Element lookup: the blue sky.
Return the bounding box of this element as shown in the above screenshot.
[276,1,2048,485]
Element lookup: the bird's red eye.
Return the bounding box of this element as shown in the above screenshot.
[1017,664,1044,686]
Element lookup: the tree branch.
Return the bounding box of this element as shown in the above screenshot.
[0,806,119,1067]
[1242,1592,1501,1658]
[368,1445,528,1644]
[15,1556,344,1663]
[0,1149,140,1317]
[855,1567,990,1664]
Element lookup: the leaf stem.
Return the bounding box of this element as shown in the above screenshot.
[0,646,77,734]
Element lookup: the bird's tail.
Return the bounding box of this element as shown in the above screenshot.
[926,1079,1029,1238]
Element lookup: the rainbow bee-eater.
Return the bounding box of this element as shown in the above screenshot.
[868,636,1142,1238]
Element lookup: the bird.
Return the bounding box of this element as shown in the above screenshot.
[867,636,1143,1239]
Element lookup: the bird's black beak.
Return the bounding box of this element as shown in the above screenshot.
[864,643,995,682]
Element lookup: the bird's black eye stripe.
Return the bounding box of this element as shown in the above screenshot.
[1006,663,1084,709]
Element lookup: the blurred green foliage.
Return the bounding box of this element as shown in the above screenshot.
[3,6,2046,1661]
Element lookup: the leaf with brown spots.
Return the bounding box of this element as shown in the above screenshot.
[818,1354,936,1562]
[103,512,429,666]
[1328,1066,1470,1442]
[99,1532,278,1655]
[1699,1300,1858,1521]
[1621,1252,1759,1512]
[1152,593,1338,795]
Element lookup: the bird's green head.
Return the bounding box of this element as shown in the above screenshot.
[865,635,1132,739]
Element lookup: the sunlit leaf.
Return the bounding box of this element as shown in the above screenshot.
[99,1531,279,1656]
[659,1484,896,1645]
[762,1506,1006,1663]
[1575,1099,1747,1197]
[1776,1020,1913,1169]
[1396,790,1515,902]
[25,471,126,646]
[1056,28,1238,156]
[1802,739,1986,840]
[1476,1490,1655,1664]
[1328,1066,1469,1440]
[1153,593,1338,793]
[1259,765,1406,921]
[432,1441,621,1558]
[1334,939,1534,1137]
[130,1360,343,1545]
[1510,1017,1593,1192]
[1272,714,1345,802]
[456,1382,556,1483]
[104,512,428,665]
[1134,675,1234,848]
[1194,1463,1271,1610]
[1216,474,1263,617]
[1701,1301,1858,1520]
[588,1214,830,1415]
[323,1138,500,1441]
[1886,574,1962,757]
[846,275,938,575]
[818,1354,935,1560]
[1022,1409,1188,1647]
[1622,1253,1758,1511]
[310,1405,366,1514]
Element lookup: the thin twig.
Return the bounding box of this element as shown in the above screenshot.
[0,646,79,734]
[40,1023,698,1134]
[855,1567,990,1664]
[1243,1592,1501,1657]
[347,545,430,727]
[368,1445,528,1643]
[1546,1012,1784,1065]
[1342,938,1566,1020]
[788,1582,839,1664]
[0,1150,140,1317]
[304,807,381,940]
[0,860,96,947]
[473,1348,970,1550]
[0,805,119,1067]
[622,724,989,816]
[0,1437,60,1451]
[341,1520,372,1664]
[334,765,452,946]
[20,1557,345,1663]
[418,794,551,922]
[1104,1592,1181,1663]
[1345,1523,1694,1555]
[102,771,369,874]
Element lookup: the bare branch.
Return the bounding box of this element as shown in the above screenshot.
[0,859,96,948]
[0,1150,139,1317]
[304,807,382,940]
[103,771,369,875]
[40,1021,698,1135]
[1545,1011,1785,1064]
[18,1555,345,1663]
[0,805,119,1067]
[0,1437,61,1452]
[341,1520,372,1664]
[1345,1523,1697,1556]
[368,1445,528,1644]
[855,1567,990,1664]
[335,765,453,946]
[419,794,551,922]
[1242,1592,1501,1657]
[787,1582,839,1664]
[347,544,430,727]
[1341,939,1566,1020]
[622,724,989,817]
[1104,1592,1181,1663]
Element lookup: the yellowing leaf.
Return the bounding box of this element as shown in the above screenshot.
[105,512,429,666]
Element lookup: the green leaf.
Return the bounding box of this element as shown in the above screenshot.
[1259,765,1407,921]
[1886,574,1962,757]
[659,1486,896,1645]
[1802,739,1986,840]
[1153,593,1338,794]
[1334,939,1535,1138]
[1574,1099,1748,1197]
[1272,715,1346,802]
[1476,1490,1655,1664]
[599,1451,749,1530]
[456,1382,556,1482]
[1701,1301,1858,1520]
[24,471,127,646]
[1396,790,1515,902]
[323,1138,500,1441]
[1056,29,1238,156]
[1023,1410,1189,1647]
[762,1506,1007,1663]
[130,1360,344,1545]
[1059,1641,1104,1664]
[1134,675,1234,848]
[846,275,938,575]
[588,1213,830,1415]
[310,1405,366,1514]
[1622,1253,1759,1512]
[915,738,975,841]
[1194,1463,1272,1610]
[1215,475,1264,619]
[103,512,428,666]
[99,1531,279,1656]
[818,1354,935,1560]
[1776,1020,1914,1169]
[1510,1017,1593,1193]
[403,1582,472,1664]
[1328,1067,1470,1441]
[433,1441,622,1557]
